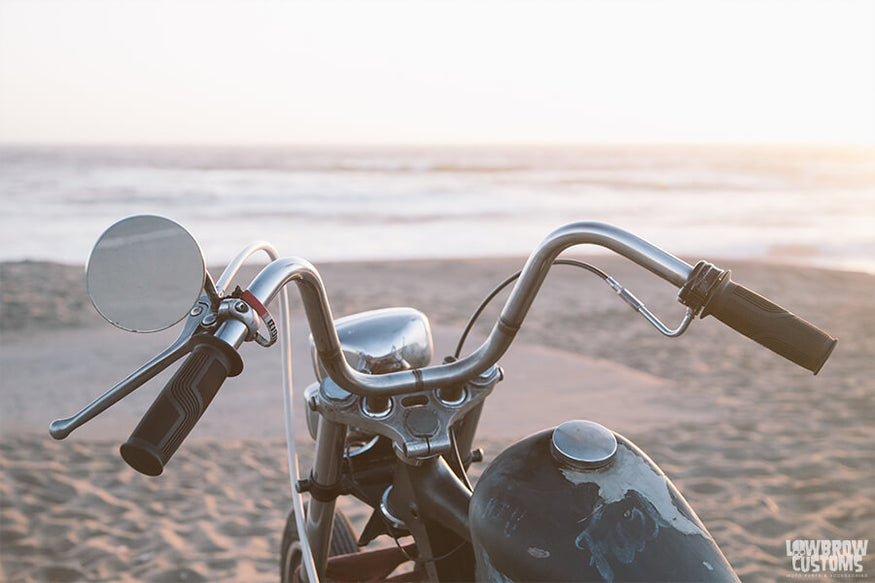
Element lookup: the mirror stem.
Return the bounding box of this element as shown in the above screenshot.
[204,270,222,309]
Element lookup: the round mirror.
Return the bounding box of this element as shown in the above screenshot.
[86,215,206,332]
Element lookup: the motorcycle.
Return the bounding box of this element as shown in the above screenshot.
[50,215,837,582]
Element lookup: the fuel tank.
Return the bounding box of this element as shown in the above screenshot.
[469,420,739,582]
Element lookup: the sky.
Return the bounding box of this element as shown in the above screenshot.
[0,0,873,145]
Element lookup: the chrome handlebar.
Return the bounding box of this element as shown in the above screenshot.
[50,221,692,436]
[215,221,694,398]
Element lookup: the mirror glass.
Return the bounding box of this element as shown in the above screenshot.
[86,215,206,332]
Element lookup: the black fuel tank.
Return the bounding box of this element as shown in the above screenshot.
[469,421,739,582]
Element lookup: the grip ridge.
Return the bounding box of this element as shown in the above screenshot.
[161,353,206,458]
[163,350,208,459]
[731,285,783,313]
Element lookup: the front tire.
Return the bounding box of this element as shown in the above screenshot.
[280,504,359,583]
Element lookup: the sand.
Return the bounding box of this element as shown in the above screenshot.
[1,256,873,582]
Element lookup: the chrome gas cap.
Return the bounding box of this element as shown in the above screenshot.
[551,420,617,470]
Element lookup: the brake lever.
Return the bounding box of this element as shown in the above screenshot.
[49,297,213,440]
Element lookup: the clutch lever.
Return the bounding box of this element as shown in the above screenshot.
[49,297,213,440]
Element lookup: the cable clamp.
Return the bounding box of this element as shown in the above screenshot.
[240,289,278,347]
[223,287,278,348]
[296,471,348,502]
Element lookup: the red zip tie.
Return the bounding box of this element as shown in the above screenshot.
[241,289,277,347]
[241,289,269,318]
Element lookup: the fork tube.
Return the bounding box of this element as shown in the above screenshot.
[452,402,484,469]
[306,418,347,575]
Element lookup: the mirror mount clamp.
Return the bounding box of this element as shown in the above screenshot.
[216,290,278,348]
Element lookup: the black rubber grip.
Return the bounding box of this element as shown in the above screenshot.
[120,336,243,475]
[701,275,837,374]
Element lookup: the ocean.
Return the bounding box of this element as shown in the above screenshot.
[1,144,873,273]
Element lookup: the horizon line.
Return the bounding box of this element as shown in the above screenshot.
[1,140,873,150]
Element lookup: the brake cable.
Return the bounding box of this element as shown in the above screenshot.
[453,258,693,359]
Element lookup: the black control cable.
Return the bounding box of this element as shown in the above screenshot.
[453,258,610,359]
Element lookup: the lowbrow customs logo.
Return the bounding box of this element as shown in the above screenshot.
[786,539,868,577]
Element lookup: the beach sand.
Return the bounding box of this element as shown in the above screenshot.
[1,256,873,582]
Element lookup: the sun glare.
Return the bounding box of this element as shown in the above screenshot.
[0,0,872,144]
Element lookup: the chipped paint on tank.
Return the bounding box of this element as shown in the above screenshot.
[573,489,669,581]
[527,547,551,559]
[561,442,707,538]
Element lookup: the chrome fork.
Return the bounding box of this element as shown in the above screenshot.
[305,419,348,575]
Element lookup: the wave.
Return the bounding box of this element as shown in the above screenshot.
[1,144,873,271]
[5,143,872,177]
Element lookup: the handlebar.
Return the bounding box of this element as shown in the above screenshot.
[215,221,696,397]
[213,222,834,395]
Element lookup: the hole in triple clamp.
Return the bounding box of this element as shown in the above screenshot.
[400,394,428,407]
